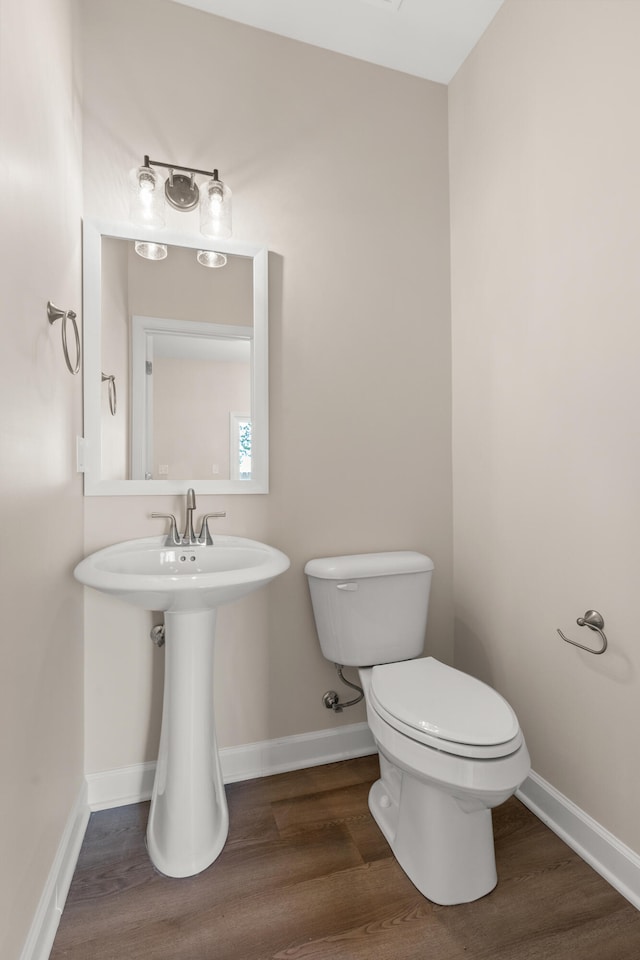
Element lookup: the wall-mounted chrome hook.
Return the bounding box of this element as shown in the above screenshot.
[102,373,117,415]
[557,609,608,655]
[47,301,81,375]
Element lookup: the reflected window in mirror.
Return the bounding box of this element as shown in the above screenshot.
[230,413,252,481]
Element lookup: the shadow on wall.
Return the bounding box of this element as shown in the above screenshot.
[453,617,495,688]
[146,613,166,761]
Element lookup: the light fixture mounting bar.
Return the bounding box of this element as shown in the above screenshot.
[144,156,219,179]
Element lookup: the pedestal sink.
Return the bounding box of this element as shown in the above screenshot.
[74,535,290,877]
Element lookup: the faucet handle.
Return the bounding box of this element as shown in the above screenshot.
[151,513,181,545]
[197,512,226,546]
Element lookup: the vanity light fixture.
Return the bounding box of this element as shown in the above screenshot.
[130,155,232,261]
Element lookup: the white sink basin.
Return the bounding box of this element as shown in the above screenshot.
[73,532,290,878]
[74,535,290,612]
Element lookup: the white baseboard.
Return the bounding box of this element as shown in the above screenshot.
[87,721,377,810]
[87,760,157,812]
[19,781,90,960]
[517,771,640,910]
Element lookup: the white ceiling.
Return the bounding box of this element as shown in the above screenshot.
[171,0,505,84]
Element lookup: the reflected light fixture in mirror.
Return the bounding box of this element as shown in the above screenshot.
[134,240,167,260]
[197,250,227,268]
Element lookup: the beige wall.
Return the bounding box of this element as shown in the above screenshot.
[80,0,453,773]
[449,0,640,852]
[0,0,84,955]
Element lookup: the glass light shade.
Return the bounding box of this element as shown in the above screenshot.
[196,250,227,268]
[199,176,232,239]
[129,164,166,228]
[134,241,168,261]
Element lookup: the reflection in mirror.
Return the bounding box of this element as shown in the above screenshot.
[130,316,251,481]
[82,220,268,495]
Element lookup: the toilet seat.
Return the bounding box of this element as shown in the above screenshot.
[368,658,523,760]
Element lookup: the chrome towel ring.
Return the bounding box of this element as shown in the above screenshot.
[47,301,81,375]
[102,373,117,415]
[558,610,608,655]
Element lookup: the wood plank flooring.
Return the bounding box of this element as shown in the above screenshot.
[50,755,640,959]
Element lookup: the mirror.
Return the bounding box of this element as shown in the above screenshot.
[82,220,268,494]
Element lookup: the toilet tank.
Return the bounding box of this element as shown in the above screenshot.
[304,552,434,667]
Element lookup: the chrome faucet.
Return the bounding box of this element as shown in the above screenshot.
[152,488,226,546]
[183,487,197,544]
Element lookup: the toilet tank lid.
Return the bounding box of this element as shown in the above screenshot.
[304,551,433,580]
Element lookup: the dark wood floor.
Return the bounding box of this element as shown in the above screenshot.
[51,755,640,960]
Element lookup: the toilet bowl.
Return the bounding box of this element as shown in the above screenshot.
[305,551,531,905]
[361,658,530,905]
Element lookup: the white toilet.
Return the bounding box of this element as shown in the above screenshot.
[305,550,530,906]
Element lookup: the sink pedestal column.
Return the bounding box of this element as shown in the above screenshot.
[147,609,228,877]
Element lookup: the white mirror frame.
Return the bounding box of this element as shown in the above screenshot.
[82,219,269,495]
